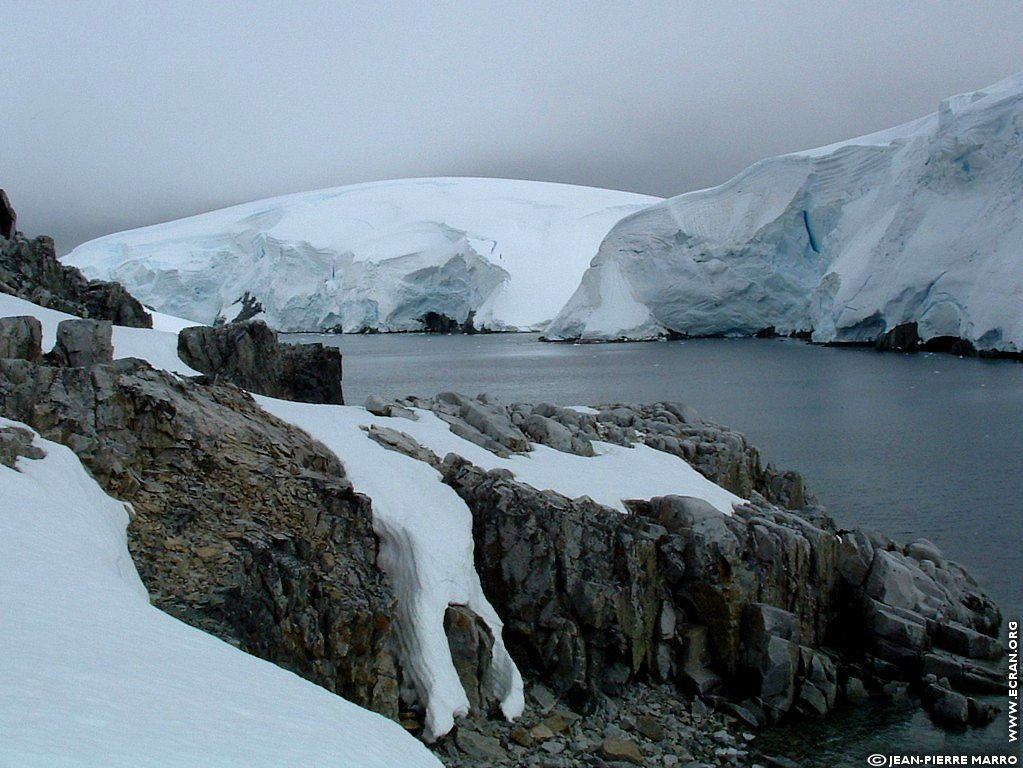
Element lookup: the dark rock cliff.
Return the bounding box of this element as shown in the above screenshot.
[178,320,344,404]
[393,393,1005,730]
[0,231,152,327]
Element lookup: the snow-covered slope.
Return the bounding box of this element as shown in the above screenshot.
[0,293,199,376]
[0,419,442,768]
[64,178,659,333]
[544,73,1023,352]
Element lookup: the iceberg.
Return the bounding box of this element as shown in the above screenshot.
[544,73,1023,353]
[64,178,658,333]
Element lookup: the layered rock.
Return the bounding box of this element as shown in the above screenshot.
[0,332,394,716]
[409,394,808,508]
[0,231,151,327]
[178,320,344,404]
[373,394,1005,730]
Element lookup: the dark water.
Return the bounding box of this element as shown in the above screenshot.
[290,332,1022,764]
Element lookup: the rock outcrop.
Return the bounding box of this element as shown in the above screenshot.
[178,320,344,404]
[0,231,152,327]
[374,395,1006,731]
[0,422,45,467]
[50,318,114,368]
[0,340,394,716]
[0,189,15,239]
[409,394,809,508]
[0,315,42,362]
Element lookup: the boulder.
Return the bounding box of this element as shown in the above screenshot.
[454,729,507,761]
[600,736,645,765]
[906,538,945,567]
[921,682,970,728]
[0,423,46,467]
[678,625,723,695]
[842,676,870,704]
[521,413,594,456]
[864,550,928,612]
[836,530,874,586]
[51,319,113,367]
[444,605,498,715]
[0,316,42,362]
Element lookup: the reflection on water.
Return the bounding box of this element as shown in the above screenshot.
[288,332,1023,761]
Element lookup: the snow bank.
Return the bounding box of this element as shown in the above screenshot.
[0,418,442,768]
[0,293,199,376]
[64,178,660,333]
[385,407,742,516]
[545,73,1023,353]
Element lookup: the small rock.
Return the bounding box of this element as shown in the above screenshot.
[634,714,665,742]
[530,683,556,713]
[509,725,533,746]
[364,394,392,416]
[195,545,221,560]
[600,736,645,765]
[711,728,734,745]
[541,740,566,755]
[528,723,555,742]
[543,711,578,734]
[455,729,507,761]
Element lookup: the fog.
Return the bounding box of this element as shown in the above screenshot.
[3,0,1022,252]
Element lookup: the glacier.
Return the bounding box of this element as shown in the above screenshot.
[544,73,1023,353]
[63,178,659,333]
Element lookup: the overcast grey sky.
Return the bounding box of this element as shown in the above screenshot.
[4,0,1022,252]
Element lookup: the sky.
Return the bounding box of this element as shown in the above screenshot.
[3,0,1022,253]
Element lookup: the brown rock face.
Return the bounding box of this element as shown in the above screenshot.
[0,355,395,716]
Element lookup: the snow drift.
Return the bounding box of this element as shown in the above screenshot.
[0,418,442,768]
[64,178,658,333]
[544,73,1023,352]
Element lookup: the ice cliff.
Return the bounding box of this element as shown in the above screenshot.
[64,178,658,333]
[544,73,1023,353]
